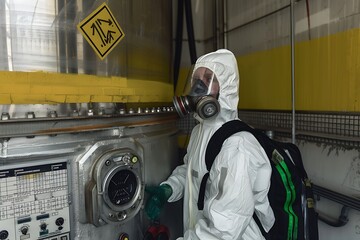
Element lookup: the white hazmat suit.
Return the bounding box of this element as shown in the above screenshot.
[163,49,275,240]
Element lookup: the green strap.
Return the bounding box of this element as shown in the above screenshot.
[273,150,299,240]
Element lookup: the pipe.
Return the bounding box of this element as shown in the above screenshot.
[223,0,228,49]
[318,206,350,227]
[224,4,290,35]
[213,0,218,49]
[312,184,360,212]
[173,0,184,91]
[312,185,355,228]
[184,0,197,64]
[290,0,296,144]
[305,0,311,40]
[200,4,293,46]
[214,0,227,49]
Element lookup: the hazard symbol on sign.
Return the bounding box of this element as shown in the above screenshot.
[77,3,125,60]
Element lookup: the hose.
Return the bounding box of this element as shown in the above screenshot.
[318,206,350,227]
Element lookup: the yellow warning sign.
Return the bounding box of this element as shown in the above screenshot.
[77,3,125,60]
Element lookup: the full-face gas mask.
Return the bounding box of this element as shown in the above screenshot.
[173,66,221,119]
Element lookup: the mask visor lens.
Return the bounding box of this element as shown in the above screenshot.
[190,67,218,97]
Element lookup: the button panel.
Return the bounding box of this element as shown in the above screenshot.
[0,161,71,240]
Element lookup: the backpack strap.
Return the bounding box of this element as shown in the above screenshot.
[204,120,252,171]
[279,142,308,179]
[279,143,319,240]
[198,120,255,210]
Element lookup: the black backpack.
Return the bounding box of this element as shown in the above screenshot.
[197,120,319,240]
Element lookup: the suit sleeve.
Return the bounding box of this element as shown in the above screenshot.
[162,125,201,202]
[162,155,187,202]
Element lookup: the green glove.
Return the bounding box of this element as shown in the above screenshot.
[145,184,173,221]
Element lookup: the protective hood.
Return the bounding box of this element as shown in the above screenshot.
[193,49,239,123]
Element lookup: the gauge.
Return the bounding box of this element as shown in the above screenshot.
[106,169,138,206]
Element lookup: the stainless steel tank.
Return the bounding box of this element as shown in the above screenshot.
[0,1,181,239]
[0,106,182,240]
[0,0,172,81]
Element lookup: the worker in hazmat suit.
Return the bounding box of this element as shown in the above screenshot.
[145,49,275,240]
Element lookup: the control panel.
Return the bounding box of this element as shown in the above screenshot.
[0,161,70,240]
